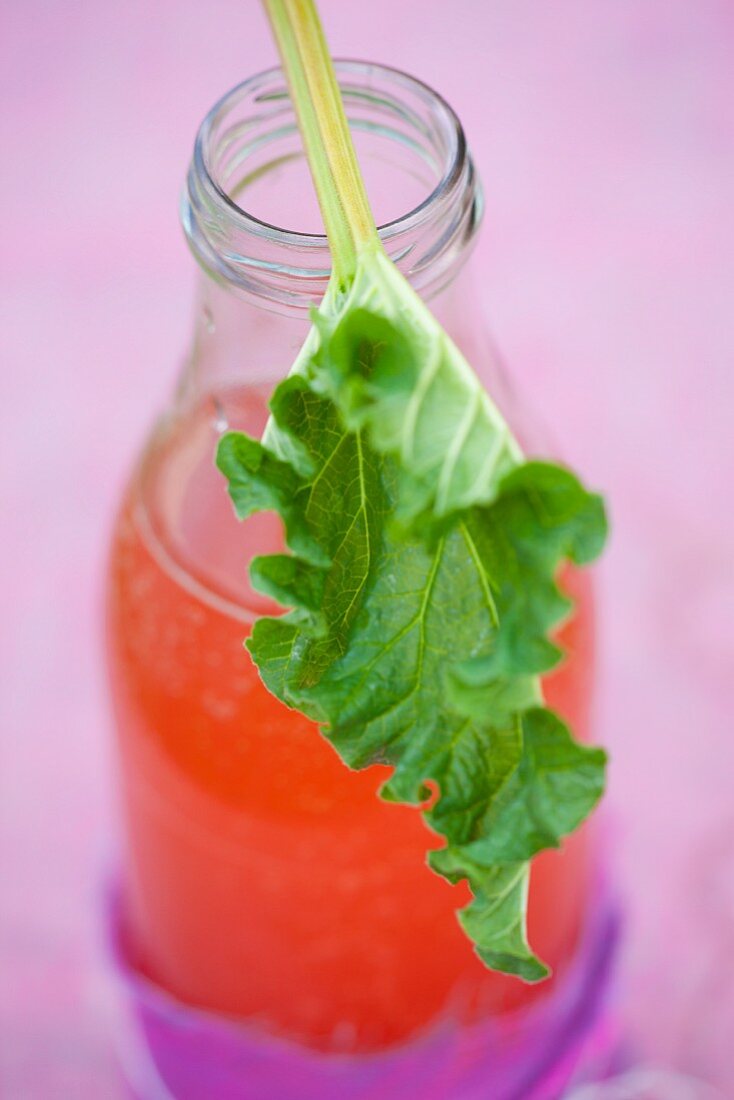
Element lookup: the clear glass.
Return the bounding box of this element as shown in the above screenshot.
[105,63,615,1098]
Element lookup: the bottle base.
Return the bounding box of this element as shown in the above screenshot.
[104,882,621,1100]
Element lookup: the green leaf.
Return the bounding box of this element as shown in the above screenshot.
[309,252,524,528]
[429,853,547,981]
[430,708,607,867]
[216,290,608,979]
[217,429,327,567]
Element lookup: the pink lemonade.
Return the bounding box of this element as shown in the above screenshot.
[106,383,598,1054]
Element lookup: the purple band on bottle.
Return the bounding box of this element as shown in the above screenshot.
[106,889,620,1100]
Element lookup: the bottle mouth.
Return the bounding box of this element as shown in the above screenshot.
[182,61,483,311]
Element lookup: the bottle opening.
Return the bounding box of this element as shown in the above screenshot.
[183,61,482,308]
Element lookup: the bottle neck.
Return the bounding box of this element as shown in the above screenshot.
[176,62,483,408]
[176,250,490,412]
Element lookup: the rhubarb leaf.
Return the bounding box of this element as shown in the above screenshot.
[217,333,607,979]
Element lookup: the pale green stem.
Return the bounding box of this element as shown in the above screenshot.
[263,0,384,287]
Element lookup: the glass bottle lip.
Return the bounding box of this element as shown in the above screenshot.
[182,60,483,310]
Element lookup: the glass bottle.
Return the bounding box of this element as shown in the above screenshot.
[105,62,617,1099]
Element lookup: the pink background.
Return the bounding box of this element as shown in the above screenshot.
[2,1,733,1095]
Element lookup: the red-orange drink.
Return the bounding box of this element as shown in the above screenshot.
[106,384,597,1053]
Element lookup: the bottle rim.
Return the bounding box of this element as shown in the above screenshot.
[182,60,483,308]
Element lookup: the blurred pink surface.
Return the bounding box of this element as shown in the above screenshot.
[2,1,733,1096]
